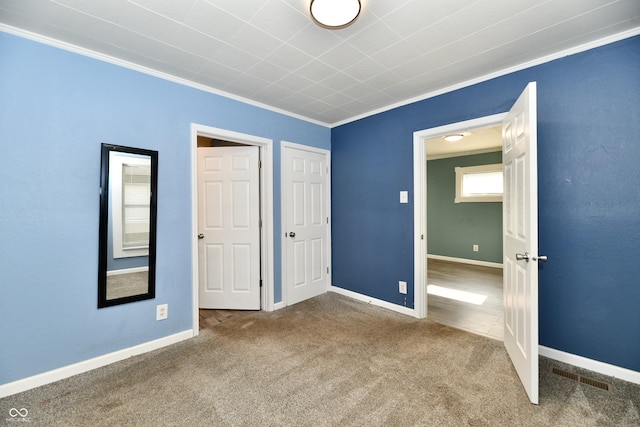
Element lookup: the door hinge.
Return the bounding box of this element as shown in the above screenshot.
[326,267,329,274]
[259,219,262,228]
[326,217,329,224]
[260,279,263,288]
[259,160,262,168]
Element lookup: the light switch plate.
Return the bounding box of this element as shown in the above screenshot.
[400,191,408,203]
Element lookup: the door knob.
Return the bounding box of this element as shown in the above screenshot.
[288,232,296,238]
[198,234,204,240]
[516,252,548,262]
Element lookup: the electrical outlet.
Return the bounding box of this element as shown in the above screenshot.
[156,304,168,321]
[473,244,479,252]
[399,281,407,294]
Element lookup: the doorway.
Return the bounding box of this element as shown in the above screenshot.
[414,83,540,404]
[424,125,504,340]
[190,124,274,335]
[412,113,506,319]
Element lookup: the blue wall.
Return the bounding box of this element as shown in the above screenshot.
[0,32,329,385]
[332,36,640,372]
[427,151,503,263]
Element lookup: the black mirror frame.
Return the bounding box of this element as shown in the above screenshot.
[98,143,158,308]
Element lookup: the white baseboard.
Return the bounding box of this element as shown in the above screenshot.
[428,254,502,269]
[329,286,640,385]
[540,345,640,385]
[273,301,285,311]
[0,329,194,398]
[329,286,417,318]
[107,266,149,276]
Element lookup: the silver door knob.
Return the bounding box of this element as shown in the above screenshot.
[515,252,530,262]
[198,234,204,239]
[288,232,296,238]
[534,255,548,262]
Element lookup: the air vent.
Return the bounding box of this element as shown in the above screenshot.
[551,366,612,391]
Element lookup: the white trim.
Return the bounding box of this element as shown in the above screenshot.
[540,346,640,385]
[454,163,503,203]
[332,27,640,127]
[109,152,152,259]
[190,124,275,335]
[329,286,418,318]
[427,254,502,269]
[4,23,638,130]
[106,266,149,276]
[273,301,286,311]
[281,141,332,307]
[0,330,192,398]
[427,147,501,161]
[0,24,328,128]
[413,113,507,319]
[413,133,427,319]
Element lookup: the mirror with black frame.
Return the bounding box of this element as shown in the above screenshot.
[98,143,158,308]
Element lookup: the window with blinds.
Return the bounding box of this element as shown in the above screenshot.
[110,151,151,259]
[121,163,151,250]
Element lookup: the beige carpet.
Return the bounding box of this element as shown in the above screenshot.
[2,293,639,426]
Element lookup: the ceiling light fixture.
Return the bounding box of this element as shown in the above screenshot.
[443,133,465,142]
[310,0,361,29]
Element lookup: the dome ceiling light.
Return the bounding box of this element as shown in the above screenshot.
[310,0,362,30]
[443,133,465,142]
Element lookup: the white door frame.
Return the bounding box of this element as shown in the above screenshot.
[280,141,331,307]
[190,123,274,335]
[412,113,506,319]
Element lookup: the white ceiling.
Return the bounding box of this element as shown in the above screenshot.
[1,0,639,126]
[426,125,502,159]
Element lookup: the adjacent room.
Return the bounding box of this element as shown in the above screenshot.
[425,125,504,340]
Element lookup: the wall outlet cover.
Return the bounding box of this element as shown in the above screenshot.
[156,304,168,320]
[399,281,407,294]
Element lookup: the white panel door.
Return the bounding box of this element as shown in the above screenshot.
[503,82,540,404]
[283,145,329,306]
[198,146,260,310]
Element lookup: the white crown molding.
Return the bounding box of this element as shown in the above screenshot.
[0,24,330,128]
[427,147,501,161]
[332,26,640,128]
[2,23,639,132]
[0,23,640,128]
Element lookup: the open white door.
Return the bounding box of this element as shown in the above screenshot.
[198,146,260,310]
[283,143,330,306]
[503,82,541,404]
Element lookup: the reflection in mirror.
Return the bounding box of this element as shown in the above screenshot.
[99,144,158,308]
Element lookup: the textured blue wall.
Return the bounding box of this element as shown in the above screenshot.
[332,36,640,372]
[0,32,329,385]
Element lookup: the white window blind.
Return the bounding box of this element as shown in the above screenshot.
[110,152,151,259]
[121,164,151,249]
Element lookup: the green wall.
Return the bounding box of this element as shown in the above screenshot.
[427,151,503,263]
